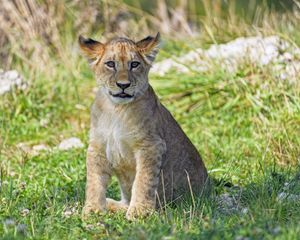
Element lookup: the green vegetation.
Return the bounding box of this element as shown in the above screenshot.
[1,0,300,239]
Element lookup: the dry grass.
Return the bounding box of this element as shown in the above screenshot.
[0,0,299,74]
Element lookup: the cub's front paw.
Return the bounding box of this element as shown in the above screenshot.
[126,204,154,220]
[82,204,106,218]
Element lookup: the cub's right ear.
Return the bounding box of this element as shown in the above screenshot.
[78,35,104,61]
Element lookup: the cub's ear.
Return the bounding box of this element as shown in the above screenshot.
[136,32,160,64]
[78,35,104,61]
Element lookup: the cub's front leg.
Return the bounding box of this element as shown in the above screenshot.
[82,142,111,216]
[126,140,166,220]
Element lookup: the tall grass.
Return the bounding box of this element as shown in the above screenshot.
[0,0,299,72]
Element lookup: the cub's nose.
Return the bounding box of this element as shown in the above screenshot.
[116,82,131,90]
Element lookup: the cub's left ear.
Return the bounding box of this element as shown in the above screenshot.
[136,32,160,64]
[78,35,104,62]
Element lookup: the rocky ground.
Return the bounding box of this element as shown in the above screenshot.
[151,36,300,82]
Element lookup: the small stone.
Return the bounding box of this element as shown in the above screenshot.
[96,222,105,227]
[75,104,86,110]
[17,142,31,153]
[0,69,27,95]
[277,192,300,202]
[277,192,286,201]
[217,193,235,208]
[20,208,30,216]
[63,209,73,218]
[283,52,293,61]
[62,203,79,218]
[16,224,27,235]
[241,208,248,214]
[17,142,50,156]
[280,73,287,80]
[85,224,94,230]
[5,70,19,79]
[32,144,50,152]
[40,118,49,127]
[19,181,26,190]
[283,182,290,190]
[58,137,84,150]
[272,226,281,235]
[4,218,15,227]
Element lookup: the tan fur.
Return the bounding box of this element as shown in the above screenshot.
[79,33,209,220]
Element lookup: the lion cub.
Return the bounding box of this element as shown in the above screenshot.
[79,33,208,220]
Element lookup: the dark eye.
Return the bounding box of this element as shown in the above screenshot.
[131,61,140,69]
[105,61,115,68]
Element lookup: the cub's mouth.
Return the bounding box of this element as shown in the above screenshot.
[110,91,134,99]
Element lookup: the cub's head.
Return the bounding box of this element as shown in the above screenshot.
[79,33,160,104]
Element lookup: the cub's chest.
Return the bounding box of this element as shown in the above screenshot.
[94,113,136,166]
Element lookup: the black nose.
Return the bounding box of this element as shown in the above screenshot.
[116,82,130,90]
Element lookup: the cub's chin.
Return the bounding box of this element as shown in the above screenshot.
[109,92,135,104]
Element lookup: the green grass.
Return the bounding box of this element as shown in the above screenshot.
[1,51,300,239]
[1,1,300,237]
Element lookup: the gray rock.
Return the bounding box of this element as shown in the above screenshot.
[32,144,50,152]
[17,142,50,156]
[20,208,30,216]
[277,192,300,202]
[16,223,27,235]
[151,36,300,82]
[58,137,84,150]
[3,218,15,227]
[216,190,248,216]
[0,69,27,95]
